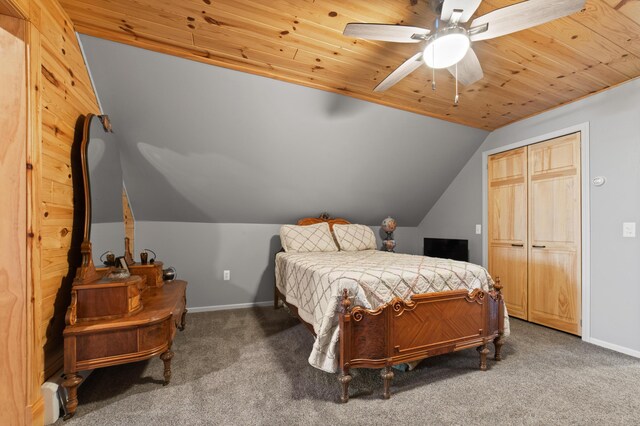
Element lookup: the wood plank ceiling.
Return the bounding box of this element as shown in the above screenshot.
[58,0,640,130]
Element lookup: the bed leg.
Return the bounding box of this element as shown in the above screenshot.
[338,368,352,403]
[381,366,394,400]
[274,288,279,310]
[493,334,504,361]
[477,344,489,371]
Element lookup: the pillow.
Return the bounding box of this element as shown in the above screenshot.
[280,222,339,253]
[333,224,377,251]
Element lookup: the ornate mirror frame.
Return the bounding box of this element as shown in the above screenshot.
[73,113,116,285]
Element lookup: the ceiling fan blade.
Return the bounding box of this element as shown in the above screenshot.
[343,23,429,43]
[447,48,483,85]
[374,52,424,92]
[469,0,585,41]
[440,0,483,23]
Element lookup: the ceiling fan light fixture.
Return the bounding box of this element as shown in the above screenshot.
[423,27,470,69]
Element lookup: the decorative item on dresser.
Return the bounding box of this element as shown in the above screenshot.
[62,114,188,419]
[274,213,506,402]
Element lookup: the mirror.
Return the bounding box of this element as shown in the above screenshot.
[83,114,126,266]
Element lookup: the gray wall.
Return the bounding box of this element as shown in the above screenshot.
[79,35,488,227]
[418,78,640,354]
[136,222,420,309]
[78,34,487,312]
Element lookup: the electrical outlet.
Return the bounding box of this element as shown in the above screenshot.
[475,224,482,235]
[623,222,636,238]
[223,270,231,281]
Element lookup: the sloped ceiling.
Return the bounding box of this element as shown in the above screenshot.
[80,35,488,226]
[62,0,640,129]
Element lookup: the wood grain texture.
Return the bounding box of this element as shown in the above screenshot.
[528,133,581,335]
[0,14,28,425]
[0,0,29,18]
[488,147,528,319]
[63,280,187,418]
[56,0,640,129]
[1,0,100,422]
[488,134,582,334]
[339,288,504,400]
[26,19,45,426]
[29,0,101,382]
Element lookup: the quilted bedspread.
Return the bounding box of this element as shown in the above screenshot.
[275,250,510,373]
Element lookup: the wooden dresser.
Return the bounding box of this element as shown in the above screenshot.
[62,113,189,419]
[62,259,187,419]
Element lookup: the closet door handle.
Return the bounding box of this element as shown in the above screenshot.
[532,245,546,248]
[511,244,524,247]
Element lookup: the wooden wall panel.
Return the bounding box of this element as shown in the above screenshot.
[29,0,101,382]
[0,14,28,424]
[3,0,112,423]
[26,20,45,425]
[57,0,640,130]
[0,0,29,18]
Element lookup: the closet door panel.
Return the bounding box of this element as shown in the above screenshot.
[528,133,581,335]
[488,147,528,320]
[530,176,579,244]
[490,184,527,243]
[528,248,580,334]
[489,245,527,318]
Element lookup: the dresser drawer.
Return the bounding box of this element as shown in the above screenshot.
[139,320,171,351]
[76,329,138,362]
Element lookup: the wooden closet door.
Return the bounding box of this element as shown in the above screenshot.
[528,133,581,335]
[488,147,528,320]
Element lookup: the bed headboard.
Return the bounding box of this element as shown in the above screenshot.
[297,213,351,230]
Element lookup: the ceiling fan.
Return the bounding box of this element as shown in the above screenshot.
[343,0,585,102]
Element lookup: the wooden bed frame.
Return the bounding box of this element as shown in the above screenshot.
[274,214,505,402]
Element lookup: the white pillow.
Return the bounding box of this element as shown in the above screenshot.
[333,224,377,251]
[280,222,339,253]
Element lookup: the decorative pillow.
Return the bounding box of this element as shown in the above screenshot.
[280,222,339,253]
[333,224,377,251]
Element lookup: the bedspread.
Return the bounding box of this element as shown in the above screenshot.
[275,250,510,373]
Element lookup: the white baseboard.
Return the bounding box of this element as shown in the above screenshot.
[587,337,640,358]
[188,300,274,313]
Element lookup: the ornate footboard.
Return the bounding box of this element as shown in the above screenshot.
[338,280,505,402]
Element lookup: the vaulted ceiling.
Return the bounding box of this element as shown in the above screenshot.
[61,0,640,130]
[80,35,488,226]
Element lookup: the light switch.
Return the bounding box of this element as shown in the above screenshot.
[623,222,636,238]
[223,270,231,280]
[475,224,482,235]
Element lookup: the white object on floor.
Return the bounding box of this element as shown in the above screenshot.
[42,369,93,424]
[42,379,62,425]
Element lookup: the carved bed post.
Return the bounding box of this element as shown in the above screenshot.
[477,343,490,371]
[493,277,505,361]
[381,365,394,399]
[338,289,352,403]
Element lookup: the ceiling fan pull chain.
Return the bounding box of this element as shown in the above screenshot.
[432,30,437,91]
[454,62,459,104]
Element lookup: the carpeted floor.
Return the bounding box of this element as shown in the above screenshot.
[59,307,640,425]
